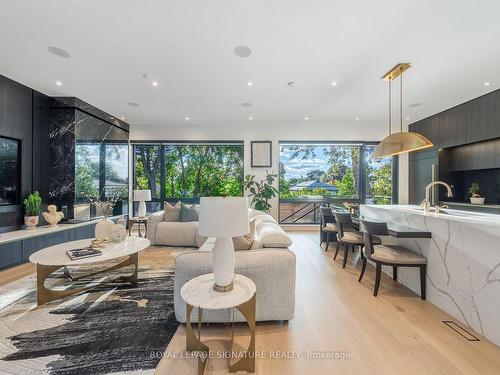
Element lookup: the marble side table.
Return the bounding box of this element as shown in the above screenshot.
[180,273,256,374]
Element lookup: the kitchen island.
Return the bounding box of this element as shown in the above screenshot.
[360,204,500,346]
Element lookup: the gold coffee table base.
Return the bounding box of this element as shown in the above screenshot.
[36,252,138,306]
[186,293,256,374]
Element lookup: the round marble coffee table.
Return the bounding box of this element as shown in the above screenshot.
[181,273,256,374]
[29,237,150,305]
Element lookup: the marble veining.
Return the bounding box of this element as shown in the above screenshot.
[361,205,500,346]
[181,273,256,310]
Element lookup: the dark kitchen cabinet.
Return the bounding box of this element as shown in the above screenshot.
[437,106,466,148]
[465,90,500,144]
[409,152,438,205]
[409,116,438,160]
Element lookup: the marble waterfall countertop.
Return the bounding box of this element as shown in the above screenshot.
[360,204,500,346]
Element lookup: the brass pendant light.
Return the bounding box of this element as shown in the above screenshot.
[374,63,433,159]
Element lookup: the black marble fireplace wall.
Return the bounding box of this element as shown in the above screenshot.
[49,98,130,221]
[1,74,130,231]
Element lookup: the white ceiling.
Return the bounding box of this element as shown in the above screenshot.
[1,0,500,134]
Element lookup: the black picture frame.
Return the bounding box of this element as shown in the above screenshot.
[251,141,272,168]
[0,135,21,206]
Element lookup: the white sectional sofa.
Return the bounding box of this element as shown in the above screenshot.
[146,207,296,323]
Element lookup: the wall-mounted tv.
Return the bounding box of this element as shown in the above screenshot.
[0,136,20,205]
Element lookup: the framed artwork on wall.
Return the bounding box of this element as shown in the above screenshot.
[251,141,272,167]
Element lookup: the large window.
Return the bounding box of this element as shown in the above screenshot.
[279,142,396,224]
[133,142,244,215]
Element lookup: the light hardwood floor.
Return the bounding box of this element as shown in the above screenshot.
[156,231,500,375]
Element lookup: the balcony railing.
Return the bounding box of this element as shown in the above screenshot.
[279,197,359,224]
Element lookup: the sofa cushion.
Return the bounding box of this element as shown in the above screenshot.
[256,222,292,248]
[180,204,199,222]
[164,201,181,222]
[233,218,256,250]
[155,221,198,247]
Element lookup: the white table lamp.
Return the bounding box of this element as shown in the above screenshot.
[133,189,151,218]
[199,197,249,292]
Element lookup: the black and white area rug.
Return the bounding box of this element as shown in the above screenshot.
[0,248,184,375]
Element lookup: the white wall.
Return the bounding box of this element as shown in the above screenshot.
[130,122,409,219]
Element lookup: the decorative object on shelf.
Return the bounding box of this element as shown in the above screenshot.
[199,197,250,292]
[244,171,278,212]
[23,191,42,230]
[374,63,433,159]
[251,141,272,167]
[468,182,485,205]
[42,205,64,227]
[109,223,127,242]
[133,189,151,218]
[117,215,126,227]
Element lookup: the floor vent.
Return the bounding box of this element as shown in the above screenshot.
[443,321,480,341]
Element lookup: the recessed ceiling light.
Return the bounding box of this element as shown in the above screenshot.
[304,117,309,121]
[55,81,63,86]
[152,81,158,87]
[247,81,253,86]
[241,102,252,107]
[120,117,126,120]
[484,81,491,86]
[248,116,253,120]
[128,102,140,107]
[110,117,114,120]
[185,116,190,121]
[355,117,360,121]
[406,116,411,121]
[47,46,71,58]
[331,81,338,86]
[233,45,252,58]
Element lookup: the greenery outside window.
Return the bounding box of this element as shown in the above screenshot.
[133,142,244,216]
[279,142,397,224]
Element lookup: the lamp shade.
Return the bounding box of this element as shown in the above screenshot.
[199,197,249,238]
[133,189,151,202]
[374,131,433,159]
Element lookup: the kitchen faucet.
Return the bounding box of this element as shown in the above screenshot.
[421,181,453,212]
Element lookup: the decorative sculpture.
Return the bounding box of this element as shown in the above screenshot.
[42,204,64,227]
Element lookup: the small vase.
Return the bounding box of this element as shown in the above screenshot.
[95,218,115,240]
[470,197,485,205]
[25,216,39,230]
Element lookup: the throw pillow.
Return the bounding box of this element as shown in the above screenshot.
[233,218,256,250]
[164,201,181,222]
[180,204,199,222]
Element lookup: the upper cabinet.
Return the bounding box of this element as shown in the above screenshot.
[409,116,438,160]
[437,106,466,148]
[465,90,500,144]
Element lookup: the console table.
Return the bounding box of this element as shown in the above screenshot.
[181,273,256,374]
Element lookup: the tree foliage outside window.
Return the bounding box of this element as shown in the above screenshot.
[365,145,392,204]
[279,143,393,203]
[133,143,244,201]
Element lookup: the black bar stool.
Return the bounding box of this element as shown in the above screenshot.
[360,219,427,299]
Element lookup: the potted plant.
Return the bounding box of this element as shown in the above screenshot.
[468,182,485,205]
[23,191,42,230]
[244,171,278,212]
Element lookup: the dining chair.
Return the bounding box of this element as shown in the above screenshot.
[319,207,339,253]
[360,219,427,299]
